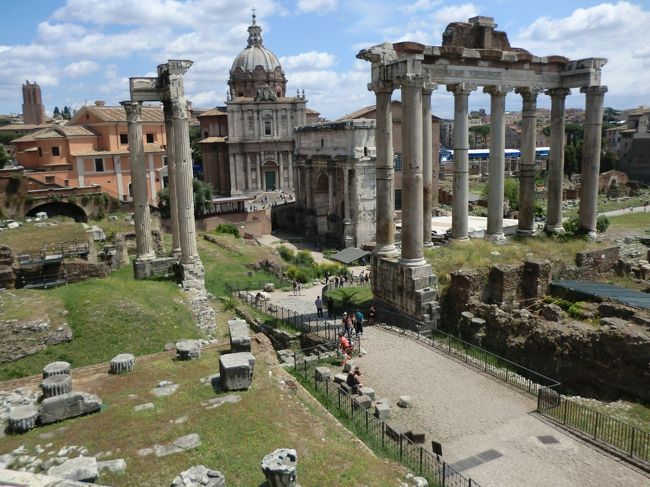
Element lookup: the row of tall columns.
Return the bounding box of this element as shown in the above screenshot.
[399,75,426,265]
[171,94,200,265]
[448,83,474,240]
[163,101,182,256]
[484,85,510,240]
[372,83,397,256]
[579,86,608,237]
[122,101,155,260]
[545,88,571,233]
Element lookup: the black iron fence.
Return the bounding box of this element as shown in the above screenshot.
[232,288,360,350]
[538,388,650,465]
[292,350,481,487]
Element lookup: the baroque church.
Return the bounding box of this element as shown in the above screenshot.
[198,14,319,196]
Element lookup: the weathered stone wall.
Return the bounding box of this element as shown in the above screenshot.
[62,261,110,283]
[575,246,620,279]
[194,210,272,238]
[0,245,15,288]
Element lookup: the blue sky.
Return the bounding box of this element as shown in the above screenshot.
[1,0,649,120]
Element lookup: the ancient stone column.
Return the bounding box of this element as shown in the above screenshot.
[484,85,510,241]
[343,166,350,220]
[370,82,397,256]
[545,88,571,234]
[516,87,540,235]
[400,74,426,265]
[328,165,335,215]
[163,100,181,256]
[422,82,437,247]
[171,95,200,265]
[122,101,155,260]
[579,85,608,237]
[447,83,475,240]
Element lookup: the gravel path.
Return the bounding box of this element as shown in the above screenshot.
[350,327,649,487]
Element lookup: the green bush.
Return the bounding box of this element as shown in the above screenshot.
[597,215,610,233]
[567,302,587,320]
[215,223,240,238]
[286,265,315,283]
[277,245,295,262]
[294,249,315,267]
[562,215,580,235]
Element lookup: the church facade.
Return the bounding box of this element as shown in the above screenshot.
[199,15,318,196]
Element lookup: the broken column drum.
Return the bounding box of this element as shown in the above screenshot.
[261,448,299,487]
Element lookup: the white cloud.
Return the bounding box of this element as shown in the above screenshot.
[64,60,100,78]
[280,51,337,70]
[403,0,443,15]
[297,0,338,14]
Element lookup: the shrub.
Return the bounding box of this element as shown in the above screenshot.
[294,249,315,267]
[596,215,610,233]
[95,206,106,221]
[562,215,580,235]
[215,223,240,238]
[81,195,91,206]
[277,245,295,263]
[286,265,314,283]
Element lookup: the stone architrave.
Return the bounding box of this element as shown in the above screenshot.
[447,83,476,240]
[484,85,511,240]
[121,101,155,261]
[399,74,426,265]
[219,352,256,391]
[579,85,608,238]
[370,81,398,257]
[422,82,437,247]
[39,392,102,424]
[163,100,182,257]
[545,88,571,234]
[515,87,541,235]
[261,448,298,487]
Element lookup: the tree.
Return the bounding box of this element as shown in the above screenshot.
[600,150,616,172]
[53,106,61,118]
[62,106,72,120]
[469,125,490,149]
[564,144,578,177]
[603,107,620,124]
[158,178,213,218]
[189,125,203,166]
[565,123,583,146]
[0,144,10,168]
[482,177,519,210]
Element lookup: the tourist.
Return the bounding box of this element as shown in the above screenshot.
[297,282,302,295]
[368,304,376,326]
[346,366,363,394]
[292,280,297,296]
[354,310,364,336]
[338,332,352,362]
[342,312,352,339]
[315,295,324,318]
[327,297,334,319]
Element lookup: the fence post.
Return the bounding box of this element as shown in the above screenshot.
[419,447,423,475]
[399,434,403,461]
[442,462,446,487]
[382,422,385,448]
[365,409,369,433]
[338,387,341,410]
[629,427,635,457]
[562,398,568,425]
[293,352,297,372]
[593,413,599,439]
[325,378,329,398]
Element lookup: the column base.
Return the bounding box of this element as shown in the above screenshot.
[450,235,470,242]
[484,232,506,242]
[136,251,156,261]
[516,229,535,236]
[543,224,565,235]
[374,243,399,257]
[171,248,182,259]
[399,257,427,267]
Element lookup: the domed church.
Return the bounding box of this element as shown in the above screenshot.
[199,14,319,196]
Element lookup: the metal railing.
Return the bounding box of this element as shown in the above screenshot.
[292,351,481,487]
[382,324,561,396]
[232,288,359,348]
[225,278,291,293]
[538,388,650,465]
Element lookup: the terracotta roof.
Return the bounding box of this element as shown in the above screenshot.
[59,126,96,137]
[71,143,165,157]
[12,125,96,143]
[73,105,165,123]
[12,128,61,142]
[197,108,227,117]
[0,123,54,132]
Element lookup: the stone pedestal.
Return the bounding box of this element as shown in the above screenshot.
[8,405,39,433]
[219,352,256,391]
[228,318,251,353]
[261,448,298,487]
[43,361,70,378]
[176,340,201,360]
[133,256,176,279]
[110,353,136,374]
[171,465,226,487]
[371,255,440,327]
[41,374,72,398]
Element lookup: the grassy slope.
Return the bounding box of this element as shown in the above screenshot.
[606,211,650,232]
[0,266,201,380]
[0,221,87,253]
[0,346,407,486]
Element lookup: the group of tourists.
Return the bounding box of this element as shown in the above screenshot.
[291,280,302,296]
[330,271,371,289]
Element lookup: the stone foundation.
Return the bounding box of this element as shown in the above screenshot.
[177,260,206,290]
[371,255,440,327]
[133,257,176,280]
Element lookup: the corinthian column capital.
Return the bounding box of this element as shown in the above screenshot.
[367,80,394,94]
[580,85,608,96]
[121,101,142,123]
[446,83,476,96]
[545,87,571,98]
[170,96,189,119]
[483,85,513,97]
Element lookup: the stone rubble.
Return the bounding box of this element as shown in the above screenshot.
[152,381,179,397]
[134,402,155,412]
[97,458,127,475]
[170,464,226,487]
[200,395,241,410]
[48,456,98,483]
[0,388,39,422]
[138,433,202,458]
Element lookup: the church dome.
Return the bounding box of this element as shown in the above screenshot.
[229,14,287,99]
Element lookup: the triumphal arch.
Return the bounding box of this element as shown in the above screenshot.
[358,16,607,326]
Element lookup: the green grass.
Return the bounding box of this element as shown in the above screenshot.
[200,234,285,297]
[0,266,201,380]
[0,346,407,486]
[606,211,650,232]
[0,220,87,253]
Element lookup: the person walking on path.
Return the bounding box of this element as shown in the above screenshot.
[315,296,324,318]
[327,297,334,319]
[292,280,297,296]
[354,310,364,336]
[342,312,352,340]
[368,304,376,326]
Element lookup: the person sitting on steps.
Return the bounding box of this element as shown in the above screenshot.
[346,366,363,395]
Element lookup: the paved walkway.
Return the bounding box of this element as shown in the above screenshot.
[353,327,648,487]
